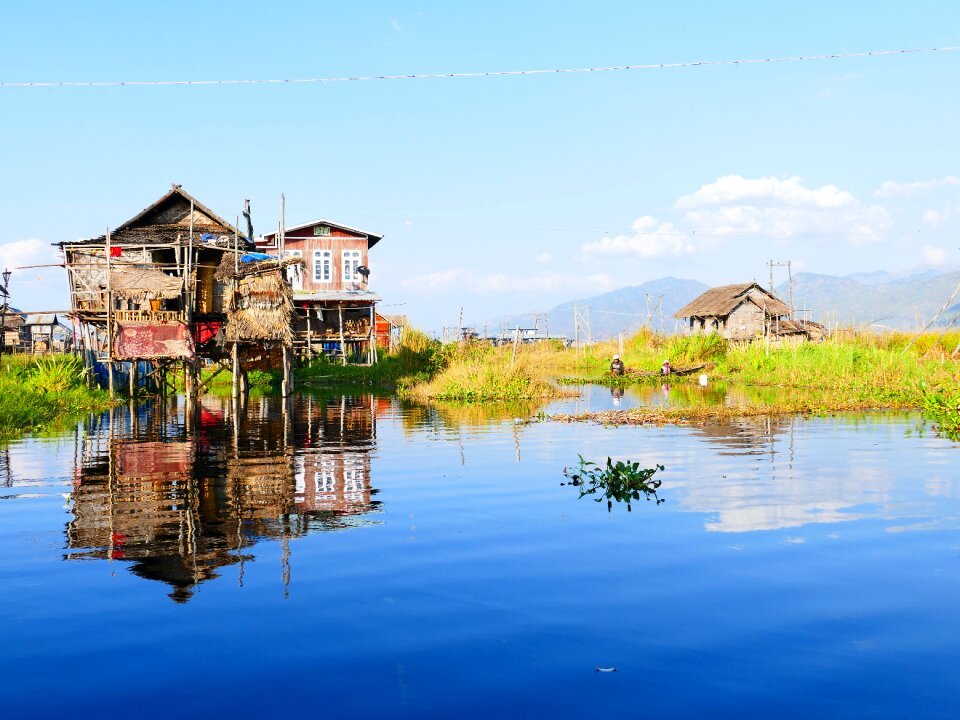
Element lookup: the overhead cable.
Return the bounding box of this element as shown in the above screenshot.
[2,45,958,88]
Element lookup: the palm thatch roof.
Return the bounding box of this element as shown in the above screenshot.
[223,270,295,345]
[110,267,183,301]
[674,282,791,319]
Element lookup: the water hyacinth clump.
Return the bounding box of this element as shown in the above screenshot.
[562,455,665,511]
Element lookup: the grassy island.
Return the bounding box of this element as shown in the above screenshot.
[0,355,115,437]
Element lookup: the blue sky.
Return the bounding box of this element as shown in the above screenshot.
[1,1,958,330]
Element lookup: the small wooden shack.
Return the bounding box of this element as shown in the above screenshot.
[674,282,792,341]
[1,307,25,351]
[21,313,73,353]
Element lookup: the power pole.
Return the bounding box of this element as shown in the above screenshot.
[768,259,795,319]
[573,304,579,354]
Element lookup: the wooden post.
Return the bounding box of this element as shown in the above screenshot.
[129,359,136,398]
[231,342,239,399]
[338,304,347,366]
[368,304,375,364]
[306,315,312,358]
[280,193,286,258]
[187,201,194,324]
[106,227,114,399]
[511,325,520,366]
[371,305,378,364]
[184,360,195,400]
[281,346,293,397]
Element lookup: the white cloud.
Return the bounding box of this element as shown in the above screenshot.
[0,238,57,274]
[391,18,402,31]
[873,176,960,198]
[534,252,553,263]
[922,245,948,266]
[0,238,66,311]
[922,209,945,228]
[581,216,693,258]
[676,175,856,210]
[675,175,889,243]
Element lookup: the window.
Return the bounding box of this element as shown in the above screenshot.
[313,250,332,282]
[285,250,302,291]
[343,250,361,282]
[313,225,331,236]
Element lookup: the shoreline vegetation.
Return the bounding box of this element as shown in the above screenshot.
[2,326,958,439]
[0,355,114,437]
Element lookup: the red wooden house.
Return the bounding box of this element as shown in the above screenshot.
[257,219,383,363]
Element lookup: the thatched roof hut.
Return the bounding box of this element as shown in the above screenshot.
[216,254,302,346]
[674,282,792,341]
[674,282,791,319]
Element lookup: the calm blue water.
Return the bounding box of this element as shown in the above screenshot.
[1,392,958,718]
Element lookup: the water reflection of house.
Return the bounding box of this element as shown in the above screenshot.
[294,395,378,517]
[66,393,382,602]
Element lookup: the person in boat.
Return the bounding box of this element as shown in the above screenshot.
[660,359,672,376]
[610,354,625,375]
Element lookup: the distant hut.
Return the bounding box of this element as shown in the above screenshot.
[673,282,792,341]
[21,313,73,353]
[1,307,24,352]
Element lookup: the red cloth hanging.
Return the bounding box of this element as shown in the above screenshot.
[110,246,122,258]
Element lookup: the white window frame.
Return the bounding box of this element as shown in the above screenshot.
[285,249,303,291]
[343,250,362,283]
[313,250,332,283]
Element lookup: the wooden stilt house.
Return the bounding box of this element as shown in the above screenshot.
[59,185,296,397]
[256,219,383,364]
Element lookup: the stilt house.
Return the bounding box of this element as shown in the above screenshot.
[256,219,383,364]
[60,185,298,396]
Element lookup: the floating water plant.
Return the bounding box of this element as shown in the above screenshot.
[562,455,665,511]
[917,381,960,440]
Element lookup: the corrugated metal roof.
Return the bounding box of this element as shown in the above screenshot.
[23,313,59,326]
[293,290,381,302]
[262,218,383,248]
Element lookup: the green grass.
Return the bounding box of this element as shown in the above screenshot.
[0,354,115,436]
[296,328,444,391]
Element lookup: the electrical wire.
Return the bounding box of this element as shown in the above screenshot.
[2,45,957,88]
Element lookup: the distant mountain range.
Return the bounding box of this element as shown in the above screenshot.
[484,267,960,340]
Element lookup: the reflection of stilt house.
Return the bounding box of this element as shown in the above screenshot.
[256,219,383,364]
[59,185,297,396]
[66,393,382,602]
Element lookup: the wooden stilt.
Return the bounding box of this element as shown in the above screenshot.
[281,345,293,397]
[231,342,239,399]
[129,359,136,398]
[338,305,347,366]
[106,227,114,400]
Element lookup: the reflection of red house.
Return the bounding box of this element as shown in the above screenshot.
[294,451,373,514]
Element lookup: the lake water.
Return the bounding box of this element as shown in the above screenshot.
[1,389,959,718]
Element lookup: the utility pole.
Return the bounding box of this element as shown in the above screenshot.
[573,304,579,355]
[768,259,795,319]
[0,268,10,355]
